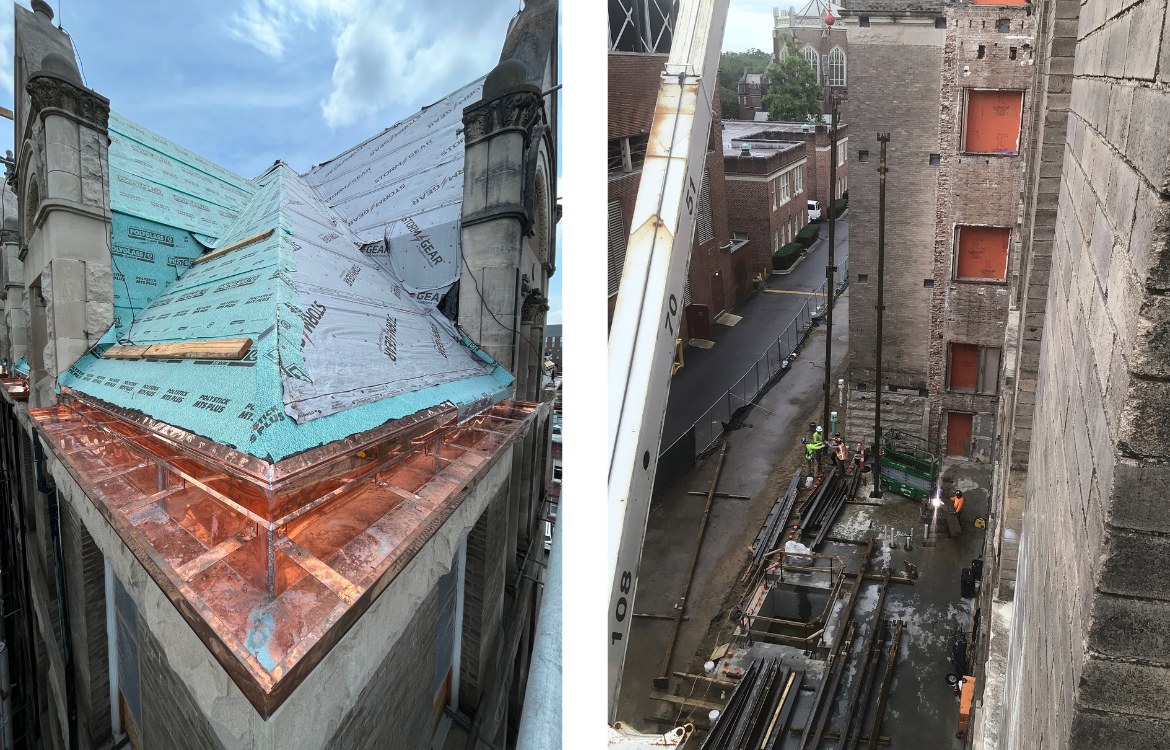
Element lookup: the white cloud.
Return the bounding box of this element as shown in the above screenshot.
[0,3,14,97]
[224,0,514,128]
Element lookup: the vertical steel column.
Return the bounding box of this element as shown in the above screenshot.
[823,96,840,432]
[871,134,890,499]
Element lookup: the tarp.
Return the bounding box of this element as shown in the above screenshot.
[63,163,511,462]
[303,77,484,309]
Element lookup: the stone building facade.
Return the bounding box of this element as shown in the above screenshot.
[842,0,1036,460]
[0,2,559,750]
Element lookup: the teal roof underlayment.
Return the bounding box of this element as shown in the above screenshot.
[62,108,512,463]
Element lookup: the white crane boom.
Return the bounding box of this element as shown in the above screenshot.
[607,0,729,720]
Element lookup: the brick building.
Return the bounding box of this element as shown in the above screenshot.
[0,2,558,749]
[773,9,850,119]
[608,52,736,340]
[723,119,850,209]
[842,0,1036,462]
[544,323,562,373]
[736,72,769,120]
[722,138,810,294]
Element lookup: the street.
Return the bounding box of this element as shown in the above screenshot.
[661,216,850,448]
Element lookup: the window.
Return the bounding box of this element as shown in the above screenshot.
[733,229,749,241]
[859,16,870,26]
[608,139,625,172]
[774,229,780,253]
[962,90,1024,154]
[696,169,714,244]
[935,17,947,28]
[802,46,820,79]
[858,150,870,163]
[838,141,847,166]
[858,274,868,283]
[930,153,941,166]
[794,165,803,195]
[608,201,627,297]
[924,278,934,288]
[780,172,791,203]
[948,343,1001,394]
[996,18,1012,32]
[977,45,986,59]
[954,226,1010,280]
[628,133,649,169]
[770,178,777,210]
[827,47,846,86]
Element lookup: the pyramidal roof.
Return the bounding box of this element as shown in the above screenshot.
[62,162,511,463]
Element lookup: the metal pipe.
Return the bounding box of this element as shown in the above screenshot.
[656,443,728,686]
[823,99,839,434]
[871,134,890,499]
[866,620,905,750]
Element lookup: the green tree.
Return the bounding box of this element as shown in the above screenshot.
[764,39,822,122]
[717,48,772,120]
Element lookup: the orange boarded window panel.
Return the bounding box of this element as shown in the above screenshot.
[956,226,1010,280]
[946,412,974,458]
[949,343,980,391]
[964,90,1024,153]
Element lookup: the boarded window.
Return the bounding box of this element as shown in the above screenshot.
[696,168,714,245]
[948,343,1001,394]
[946,412,975,457]
[608,200,627,297]
[963,90,1024,153]
[629,133,650,169]
[955,226,1010,280]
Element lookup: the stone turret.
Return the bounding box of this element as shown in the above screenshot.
[14,1,113,405]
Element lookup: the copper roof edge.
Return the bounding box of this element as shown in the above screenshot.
[31,398,541,719]
[59,387,457,489]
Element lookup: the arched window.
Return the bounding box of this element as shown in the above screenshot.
[828,47,846,86]
[802,46,819,79]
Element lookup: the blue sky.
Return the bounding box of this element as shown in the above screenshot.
[0,0,561,324]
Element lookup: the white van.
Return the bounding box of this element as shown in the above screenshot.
[808,200,822,222]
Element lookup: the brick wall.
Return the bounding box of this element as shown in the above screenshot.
[724,146,810,289]
[1002,0,1170,744]
[138,616,225,750]
[844,17,946,441]
[926,5,1037,447]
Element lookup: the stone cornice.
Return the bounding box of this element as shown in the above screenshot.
[26,73,110,133]
[462,87,545,145]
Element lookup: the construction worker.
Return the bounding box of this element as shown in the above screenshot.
[802,436,821,466]
[946,490,965,537]
[951,490,965,519]
[830,436,847,468]
[811,424,824,447]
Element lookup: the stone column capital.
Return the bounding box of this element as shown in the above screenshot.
[26,73,110,132]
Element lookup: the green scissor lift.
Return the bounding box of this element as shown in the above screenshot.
[877,429,939,501]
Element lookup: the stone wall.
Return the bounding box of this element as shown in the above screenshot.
[1002,0,1170,742]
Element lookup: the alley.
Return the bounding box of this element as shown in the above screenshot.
[662,217,850,448]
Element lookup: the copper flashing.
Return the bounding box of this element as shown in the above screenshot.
[1,376,29,401]
[32,395,538,717]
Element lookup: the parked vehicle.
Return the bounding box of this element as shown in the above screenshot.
[808,199,822,222]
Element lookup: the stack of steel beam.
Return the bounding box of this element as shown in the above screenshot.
[700,659,804,750]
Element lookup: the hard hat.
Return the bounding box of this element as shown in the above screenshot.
[801,437,807,444]
[834,432,841,438]
[816,426,823,432]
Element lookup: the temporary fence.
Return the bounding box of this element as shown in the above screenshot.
[654,259,849,497]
